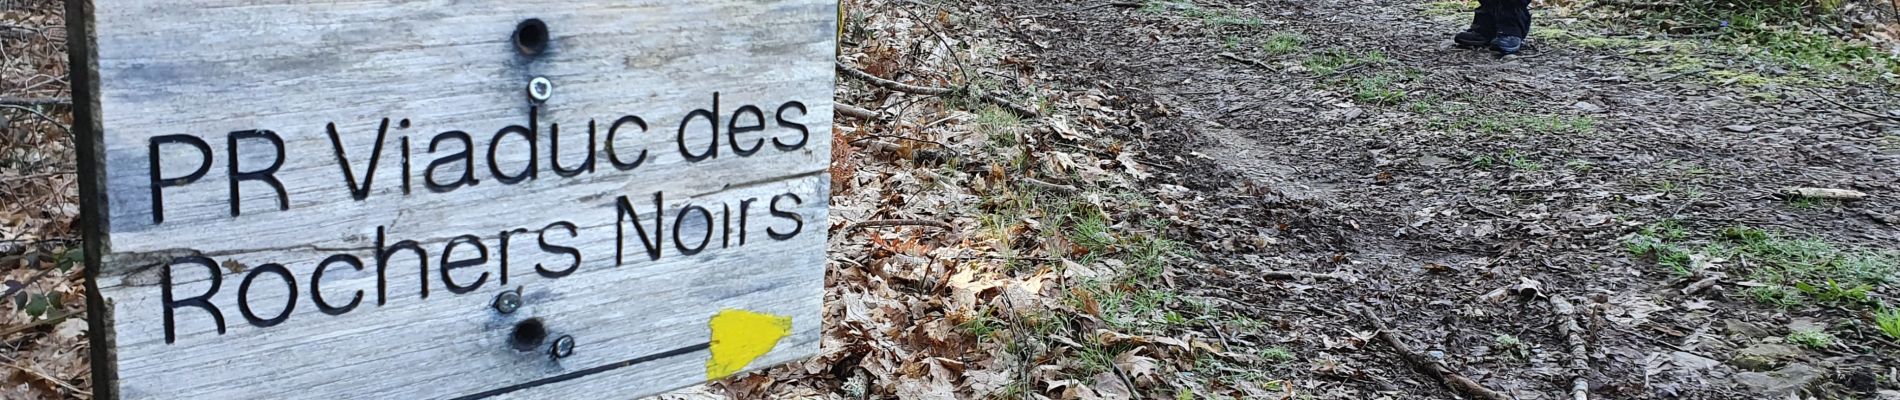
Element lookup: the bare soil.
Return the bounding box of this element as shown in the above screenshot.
[974,0,1899,397]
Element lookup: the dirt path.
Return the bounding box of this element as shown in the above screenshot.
[980,0,1898,397]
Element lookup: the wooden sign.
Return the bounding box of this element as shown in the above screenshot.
[65,1,834,398]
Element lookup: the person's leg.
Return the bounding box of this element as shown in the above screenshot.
[1487,0,1530,53]
[1468,7,1495,33]
[1491,0,1531,38]
[1456,0,1497,46]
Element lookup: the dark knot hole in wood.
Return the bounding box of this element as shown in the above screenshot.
[510,318,549,351]
[513,18,549,56]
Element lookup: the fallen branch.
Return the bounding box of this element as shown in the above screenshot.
[0,356,91,398]
[1020,178,1078,195]
[834,102,881,120]
[845,219,954,233]
[836,62,952,95]
[0,104,71,134]
[1355,307,1509,400]
[1778,187,1867,201]
[1802,88,1900,122]
[1216,52,1272,69]
[0,96,70,106]
[1597,0,1683,8]
[1261,270,1345,281]
[836,63,1039,118]
[1496,186,1583,193]
[1680,276,1720,295]
[0,311,77,339]
[1549,296,1590,400]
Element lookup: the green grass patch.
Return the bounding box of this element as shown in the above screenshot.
[1494,334,1530,360]
[1787,328,1835,349]
[975,105,1023,148]
[1627,224,1899,307]
[1876,308,1900,341]
[1262,32,1306,55]
[1303,49,1386,75]
[1258,347,1295,363]
[1352,73,1407,105]
[1423,0,1478,16]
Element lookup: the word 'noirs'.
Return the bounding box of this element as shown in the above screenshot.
[157,191,808,344]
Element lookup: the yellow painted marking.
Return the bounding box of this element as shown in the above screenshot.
[706,308,793,379]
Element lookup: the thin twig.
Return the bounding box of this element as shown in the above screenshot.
[845,219,954,233]
[0,267,55,302]
[1261,270,1345,280]
[0,96,70,106]
[1217,52,1272,69]
[835,102,882,120]
[0,353,91,398]
[837,62,953,95]
[0,170,77,183]
[1803,88,1899,121]
[0,104,71,134]
[1680,276,1720,295]
[836,63,1040,118]
[1549,296,1590,400]
[1354,306,1510,400]
[1019,178,1078,195]
[0,311,78,339]
[1496,186,1583,193]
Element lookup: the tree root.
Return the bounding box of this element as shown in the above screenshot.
[1354,306,1509,400]
[1261,270,1345,281]
[836,62,1039,118]
[1549,296,1591,400]
[845,219,954,233]
[834,102,881,120]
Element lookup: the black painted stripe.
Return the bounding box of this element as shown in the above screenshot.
[449,342,712,400]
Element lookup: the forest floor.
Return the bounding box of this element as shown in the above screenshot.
[946,0,1900,398]
[6,0,1900,399]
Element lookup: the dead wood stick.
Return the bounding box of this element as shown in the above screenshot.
[836,62,952,95]
[1261,270,1344,280]
[835,63,1040,118]
[0,311,78,339]
[0,96,71,106]
[1217,52,1271,69]
[0,104,71,134]
[1680,276,1720,295]
[1496,186,1583,193]
[1802,88,1900,121]
[1355,307,1510,400]
[845,219,954,233]
[1778,187,1868,201]
[1020,178,1078,195]
[0,354,90,397]
[1549,296,1590,400]
[834,102,881,120]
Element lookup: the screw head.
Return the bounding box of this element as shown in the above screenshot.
[527,77,553,103]
[492,291,522,314]
[550,335,575,359]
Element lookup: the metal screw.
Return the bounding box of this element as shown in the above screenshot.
[550,335,575,359]
[527,77,553,103]
[492,291,522,314]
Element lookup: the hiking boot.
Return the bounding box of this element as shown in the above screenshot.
[1453,30,1491,47]
[1491,36,1524,55]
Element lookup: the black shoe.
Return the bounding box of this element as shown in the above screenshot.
[1491,36,1523,55]
[1454,30,1492,47]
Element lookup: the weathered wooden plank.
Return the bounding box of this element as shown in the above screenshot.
[74,1,835,398]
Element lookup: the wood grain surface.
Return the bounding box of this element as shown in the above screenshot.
[74,1,836,398]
